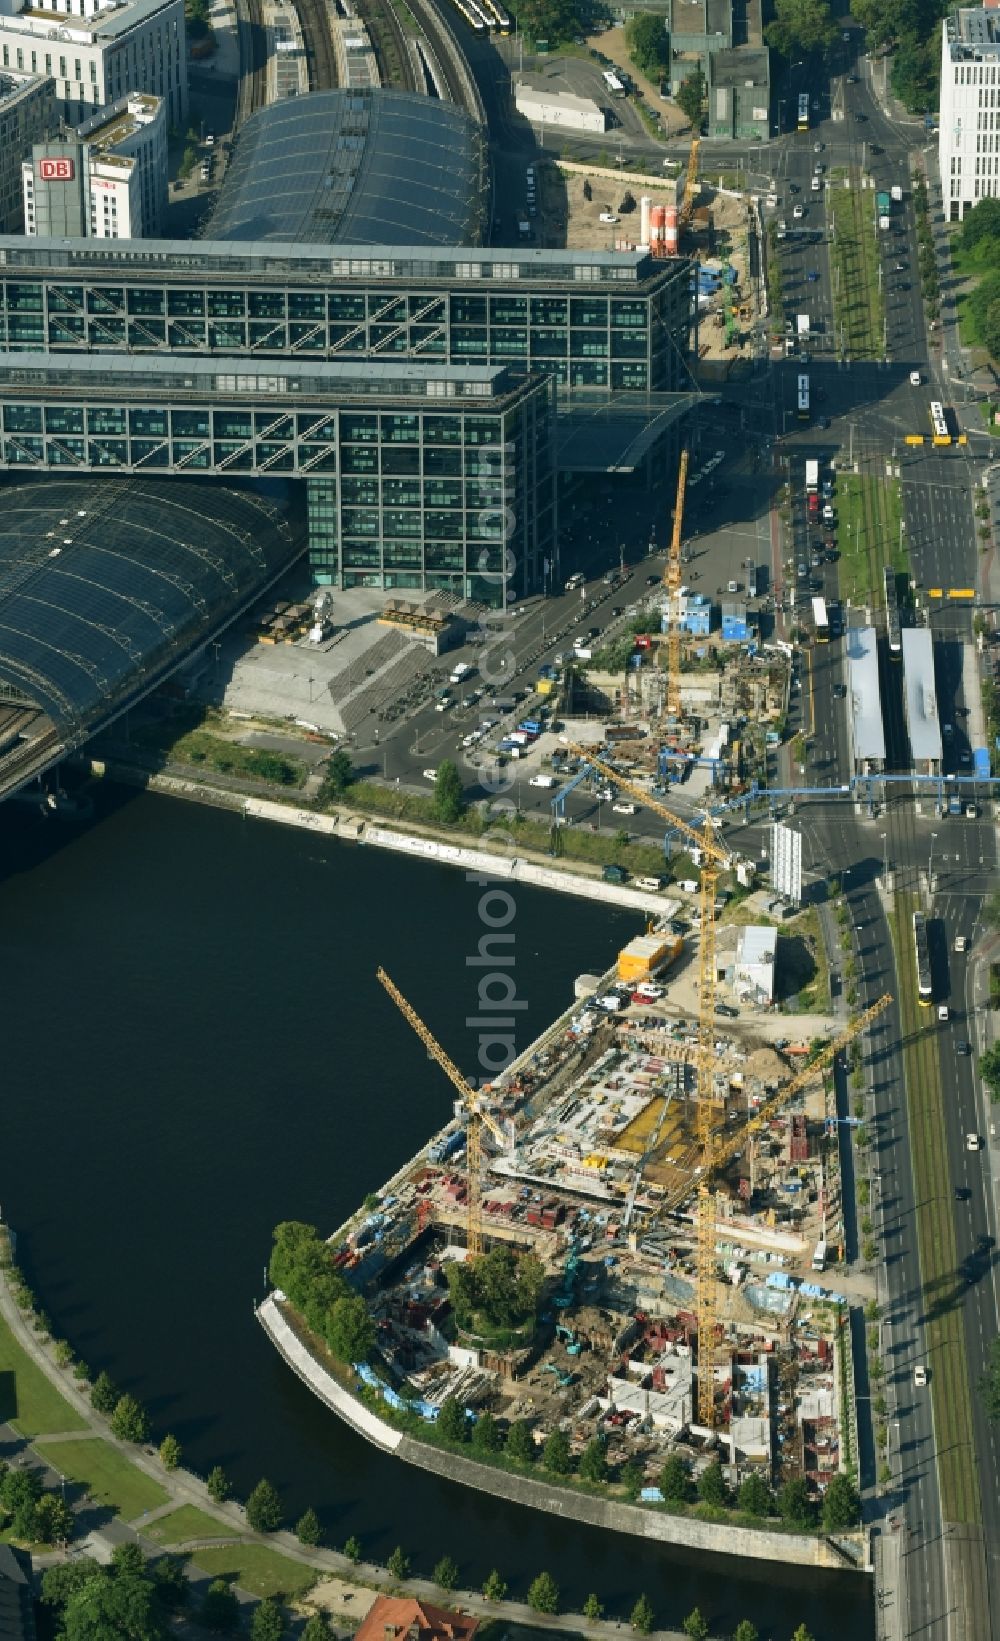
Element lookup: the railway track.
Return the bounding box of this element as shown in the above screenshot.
[297,0,338,89]
[236,0,268,123]
[353,0,415,92]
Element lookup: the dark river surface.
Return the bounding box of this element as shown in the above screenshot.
[0,786,873,1639]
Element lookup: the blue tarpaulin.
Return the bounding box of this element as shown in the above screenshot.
[974,747,991,779]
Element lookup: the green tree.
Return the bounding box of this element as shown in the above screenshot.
[41,1560,104,1610]
[207,1465,231,1503]
[387,1545,410,1580]
[764,0,837,57]
[245,1478,282,1534]
[302,1618,333,1641]
[631,1593,655,1633]
[660,1453,693,1502]
[320,748,355,800]
[737,1470,772,1516]
[578,1436,608,1484]
[251,1597,286,1641]
[509,0,578,46]
[343,1534,363,1563]
[620,1458,645,1499]
[733,1623,759,1641]
[91,1370,120,1415]
[432,759,465,823]
[200,1577,240,1632]
[433,1554,459,1591]
[778,1476,814,1526]
[33,1492,75,1545]
[296,1506,322,1547]
[62,1574,168,1641]
[676,68,705,127]
[543,1426,573,1474]
[158,1434,181,1472]
[625,12,669,77]
[110,1393,151,1444]
[527,1571,560,1614]
[472,1410,502,1453]
[110,1543,146,1579]
[980,1337,1000,1421]
[697,1459,728,1507]
[269,1221,350,1336]
[325,1294,375,1363]
[822,1472,860,1530]
[791,1628,816,1641]
[506,1420,536,1464]
[483,1569,507,1602]
[150,1555,189,1612]
[583,1592,604,1621]
[437,1396,468,1443]
[980,1042,1000,1101]
[682,1609,709,1641]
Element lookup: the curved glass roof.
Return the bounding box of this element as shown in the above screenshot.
[0,479,298,734]
[208,90,484,247]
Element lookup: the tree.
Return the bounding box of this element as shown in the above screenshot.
[387,1545,410,1580]
[765,0,837,57]
[682,1609,709,1641]
[980,1043,1000,1102]
[34,1492,75,1545]
[436,1397,468,1444]
[325,1294,375,1363]
[620,1458,645,1500]
[251,1597,286,1641]
[296,1506,322,1547]
[578,1436,608,1484]
[508,0,578,46]
[320,749,355,800]
[737,1470,772,1517]
[676,68,705,128]
[778,1476,814,1527]
[432,759,465,823]
[61,1573,168,1641]
[150,1555,189,1612]
[343,1533,363,1563]
[302,1619,333,1641]
[246,1478,282,1534]
[200,1578,240,1633]
[433,1554,459,1591]
[506,1420,536,1464]
[631,1593,655,1634]
[660,1453,693,1502]
[527,1571,560,1614]
[791,1628,816,1641]
[207,1465,231,1503]
[583,1592,604,1621]
[697,1459,728,1507]
[91,1370,120,1415]
[110,1542,146,1579]
[158,1434,181,1472]
[481,1568,506,1601]
[110,1393,151,1444]
[41,1560,104,1610]
[543,1427,573,1474]
[626,12,669,78]
[472,1410,502,1453]
[822,1472,861,1531]
[733,1623,759,1641]
[980,1337,1000,1421]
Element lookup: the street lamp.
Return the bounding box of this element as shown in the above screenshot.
[928,831,938,888]
[880,831,888,879]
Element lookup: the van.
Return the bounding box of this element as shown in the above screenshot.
[564,572,585,591]
[678,878,699,893]
[635,876,665,891]
[529,774,555,788]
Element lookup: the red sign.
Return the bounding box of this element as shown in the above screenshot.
[38,158,75,181]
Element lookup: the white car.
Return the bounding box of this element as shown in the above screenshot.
[967,1133,982,1151]
[599,212,619,224]
[635,981,665,999]
[612,801,637,815]
[422,768,438,781]
[914,1365,927,1387]
[793,205,804,219]
[909,371,922,386]
[937,1004,949,1022]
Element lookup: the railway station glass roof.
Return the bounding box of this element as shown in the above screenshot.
[0,479,298,734]
[846,624,886,763]
[901,626,942,763]
[208,90,483,247]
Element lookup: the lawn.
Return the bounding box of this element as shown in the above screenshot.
[828,169,886,360]
[0,1310,87,1437]
[191,1543,317,1599]
[35,1439,169,1522]
[145,1505,234,1546]
[836,473,905,606]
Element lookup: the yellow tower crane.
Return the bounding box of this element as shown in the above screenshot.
[664,446,689,722]
[376,966,507,1259]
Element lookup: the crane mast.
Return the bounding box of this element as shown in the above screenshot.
[665,447,689,721]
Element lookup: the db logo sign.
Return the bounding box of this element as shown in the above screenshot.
[38,158,75,180]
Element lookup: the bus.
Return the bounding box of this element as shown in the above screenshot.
[797,93,810,132]
[812,596,830,642]
[797,374,810,420]
[929,401,950,444]
[452,0,486,26]
[913,910,933,1005]
[602,69,626,97]
[884,566,901,657]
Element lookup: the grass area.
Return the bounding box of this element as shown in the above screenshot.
[888,892,981,1526]
[145,1505,234,1545]
[192,1544,317,1599]
[127,704,307,789]
[0,1309,87,1437]
[828,169,887,360]
[835,472,905,606]
[35,1439,169,1521]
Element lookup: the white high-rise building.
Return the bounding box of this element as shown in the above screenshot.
[0,0,185,128]
[940,1,1000,222]
[23,90,166,237]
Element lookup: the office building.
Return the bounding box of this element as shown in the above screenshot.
[0,68,56,230]
[0,0,186,127]
[940,4,1000,220]
[23,91,166,237]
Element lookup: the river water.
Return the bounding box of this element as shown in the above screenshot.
[0,787,872,1639]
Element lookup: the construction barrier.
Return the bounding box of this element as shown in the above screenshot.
[932,434,952,446]
[905,434,924,445]
[948,587,975,599]
[958,433,968,445]
[928,588,943,598]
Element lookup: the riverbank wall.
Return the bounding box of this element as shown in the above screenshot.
[256,1296,862,1574]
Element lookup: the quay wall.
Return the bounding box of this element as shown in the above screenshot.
[256,1297,859,1573]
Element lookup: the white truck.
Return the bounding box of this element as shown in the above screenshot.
[805,459,819,494]
[796,313,810,339]
[449,661,472,685]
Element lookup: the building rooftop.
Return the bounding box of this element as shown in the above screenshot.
[709,46,770,86]
[901,626,942,763]
[0,1544,35,1641]
[0,67,49,102]
[78,91,160,150]
[14,0,178,41]
[355,1598,479,1641]
[514,81,602,118]
[846,625,886,763]
[946,5,1000,55]
[736,925,777,968]
[207,90,485,247]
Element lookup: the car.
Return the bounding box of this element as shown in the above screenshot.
[635,981,665,1000]
[895,262,908,273]
[630,990,656,1005]
[848,72,859,82]
[854,110,867,121]
[811,552,823,567]
[422,767,438,781]
[797,562,808,579]
[914,1365,928,1387]
[204,131,215,145]
[967,1132,982,1150]
[825,547,839,561]
[611,604,625,616]
[955,1185,971,1201]
[966,802,979,818]
[727,579,739,593]
[943,722,954,738]
[793,205,805,219]
[817,415,830,429]
[715,1002,739,1018]
[833,683,847,699]
[957,1041,972,1056]
[814,140,824,152]
[842,27,851,38]
[955,934,968,953]
[788,183,800,195]
[612,801,637,815]
[938,1004,950,1022]
[599,211,619,224]
[646,574,660,586]
[960,749,972,764]
[435,697,453,711]
[814,162,825,175]
[899,281,910,291]
[869,140,882,152]
[807,270,820,281]
[811,177,821,192]
[909,370,922,385]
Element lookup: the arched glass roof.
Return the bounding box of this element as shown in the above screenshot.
[208,90,484,247]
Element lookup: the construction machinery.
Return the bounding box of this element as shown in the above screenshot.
[376,966,506,1259]
[678,136,701,232]
[663,446,689,721]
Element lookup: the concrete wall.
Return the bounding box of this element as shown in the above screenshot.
[257,1294,402,1453]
